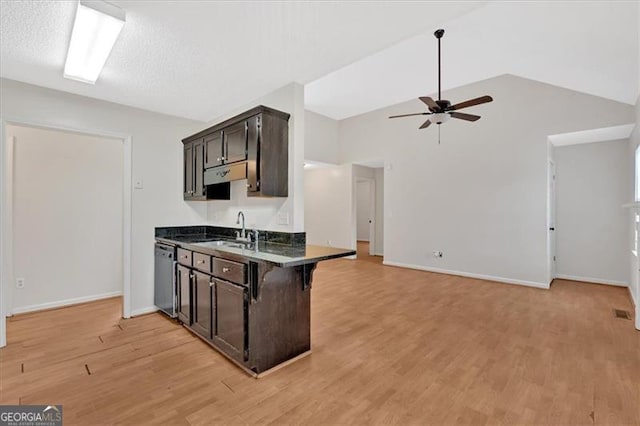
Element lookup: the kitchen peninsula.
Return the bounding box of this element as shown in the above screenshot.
[155,226,354,377]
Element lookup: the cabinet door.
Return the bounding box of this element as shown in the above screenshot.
[216,279,246,358]
[204,132,223,169]
[177,265,191,324]
[192,271,214,340]
[246,115,260,194]
[183,143,194,199]
[193,140,205,197]
[223,121,248,164]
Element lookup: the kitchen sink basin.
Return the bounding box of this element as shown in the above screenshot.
[194,240,251,249]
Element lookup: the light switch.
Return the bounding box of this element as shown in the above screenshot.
[134,179,144,189]
[277,212,290,225]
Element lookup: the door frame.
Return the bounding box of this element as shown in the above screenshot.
[355,177,376,256]
[547,159,557,285]
[0,118,132,348]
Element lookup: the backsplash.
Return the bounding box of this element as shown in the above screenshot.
[155,225,305,247]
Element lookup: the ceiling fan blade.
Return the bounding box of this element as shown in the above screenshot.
[448,95,493,111]
[388,112,429,119]
[419,119,432,129]
[450,112,481,122]
[419,96,440,112]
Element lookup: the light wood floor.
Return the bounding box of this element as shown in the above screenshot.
[1,258,639,425]
[356,241,383,264]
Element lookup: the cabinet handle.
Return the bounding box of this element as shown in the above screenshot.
[222,267,230,273]
[217,157,221,162]
[197,260,204,264]
[221,156,225,161]
[209,281,215,287]
[189,274,194,279]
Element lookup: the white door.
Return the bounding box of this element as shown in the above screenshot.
[548,160,557,282]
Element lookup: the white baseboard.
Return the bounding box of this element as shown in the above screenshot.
[374,252,384,257]
[11,291,122,315]
[131,306,159,317]
[382,261,549,289]
[554,274,628,287]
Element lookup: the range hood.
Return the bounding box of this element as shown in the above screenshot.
[203,161,248,186]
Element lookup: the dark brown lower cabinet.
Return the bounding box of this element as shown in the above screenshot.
[215,279,247,360]
[176,265,191,325]
[192,271,214,340]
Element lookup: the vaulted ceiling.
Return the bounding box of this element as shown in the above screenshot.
[1,2,637,122]
[306,1,639,119]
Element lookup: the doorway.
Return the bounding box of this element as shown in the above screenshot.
[8,124,124,313]
[1,120,132,347]
[353,164,384,260]
[548,159,557,283]
[356,178,375,255]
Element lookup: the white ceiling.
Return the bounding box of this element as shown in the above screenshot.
[306,2,639,120]
[549,124,635,147]
[0,1,483,121]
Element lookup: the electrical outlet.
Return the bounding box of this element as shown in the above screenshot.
[327,240,332,246]
[433,251,443,259]
[134,178,144,189]
[16,278,25,289]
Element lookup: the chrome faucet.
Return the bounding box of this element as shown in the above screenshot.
[236,211,249,242]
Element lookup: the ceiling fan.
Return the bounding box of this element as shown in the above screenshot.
[389,29,493,130]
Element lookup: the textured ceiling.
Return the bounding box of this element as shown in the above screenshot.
[0,1,483,121]
[306,1,639,119]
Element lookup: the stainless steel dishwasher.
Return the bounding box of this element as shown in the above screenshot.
[154,242,177,318]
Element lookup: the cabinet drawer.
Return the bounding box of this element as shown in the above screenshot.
[177,248,192,266]
[212,258,246,285]
[193,252,211,272]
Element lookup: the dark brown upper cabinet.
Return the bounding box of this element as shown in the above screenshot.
[182,105,289,200]
[223,121,248,165]
[204,131,223,169]
[184,136,231,201]
[183,140,207,199]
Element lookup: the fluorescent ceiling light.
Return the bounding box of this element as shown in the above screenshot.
[64,0,125,84]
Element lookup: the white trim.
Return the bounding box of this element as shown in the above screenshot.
[554,274,628,287]
[10,291,122,315]
[623,202,640,209]
[382,261,550,289]
[0,118,133,348]
[131,306,159,317]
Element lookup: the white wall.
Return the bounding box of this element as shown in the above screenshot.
[9,125,123,313]
[0,78,206,320]
[554,139,630,286]
[305,110,339,164]
[206,83,305,232]
[356,180,372,241]
[339,75,634,287]
[630,95,640,329]
[303,164,354,252]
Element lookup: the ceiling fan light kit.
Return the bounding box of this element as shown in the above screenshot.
[389,28,493,136]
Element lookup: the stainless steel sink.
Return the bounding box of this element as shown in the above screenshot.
[194,240,250,249]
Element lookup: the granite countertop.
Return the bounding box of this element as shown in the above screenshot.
[156,235,355,267]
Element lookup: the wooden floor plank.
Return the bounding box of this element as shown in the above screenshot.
[1,250,638,425]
